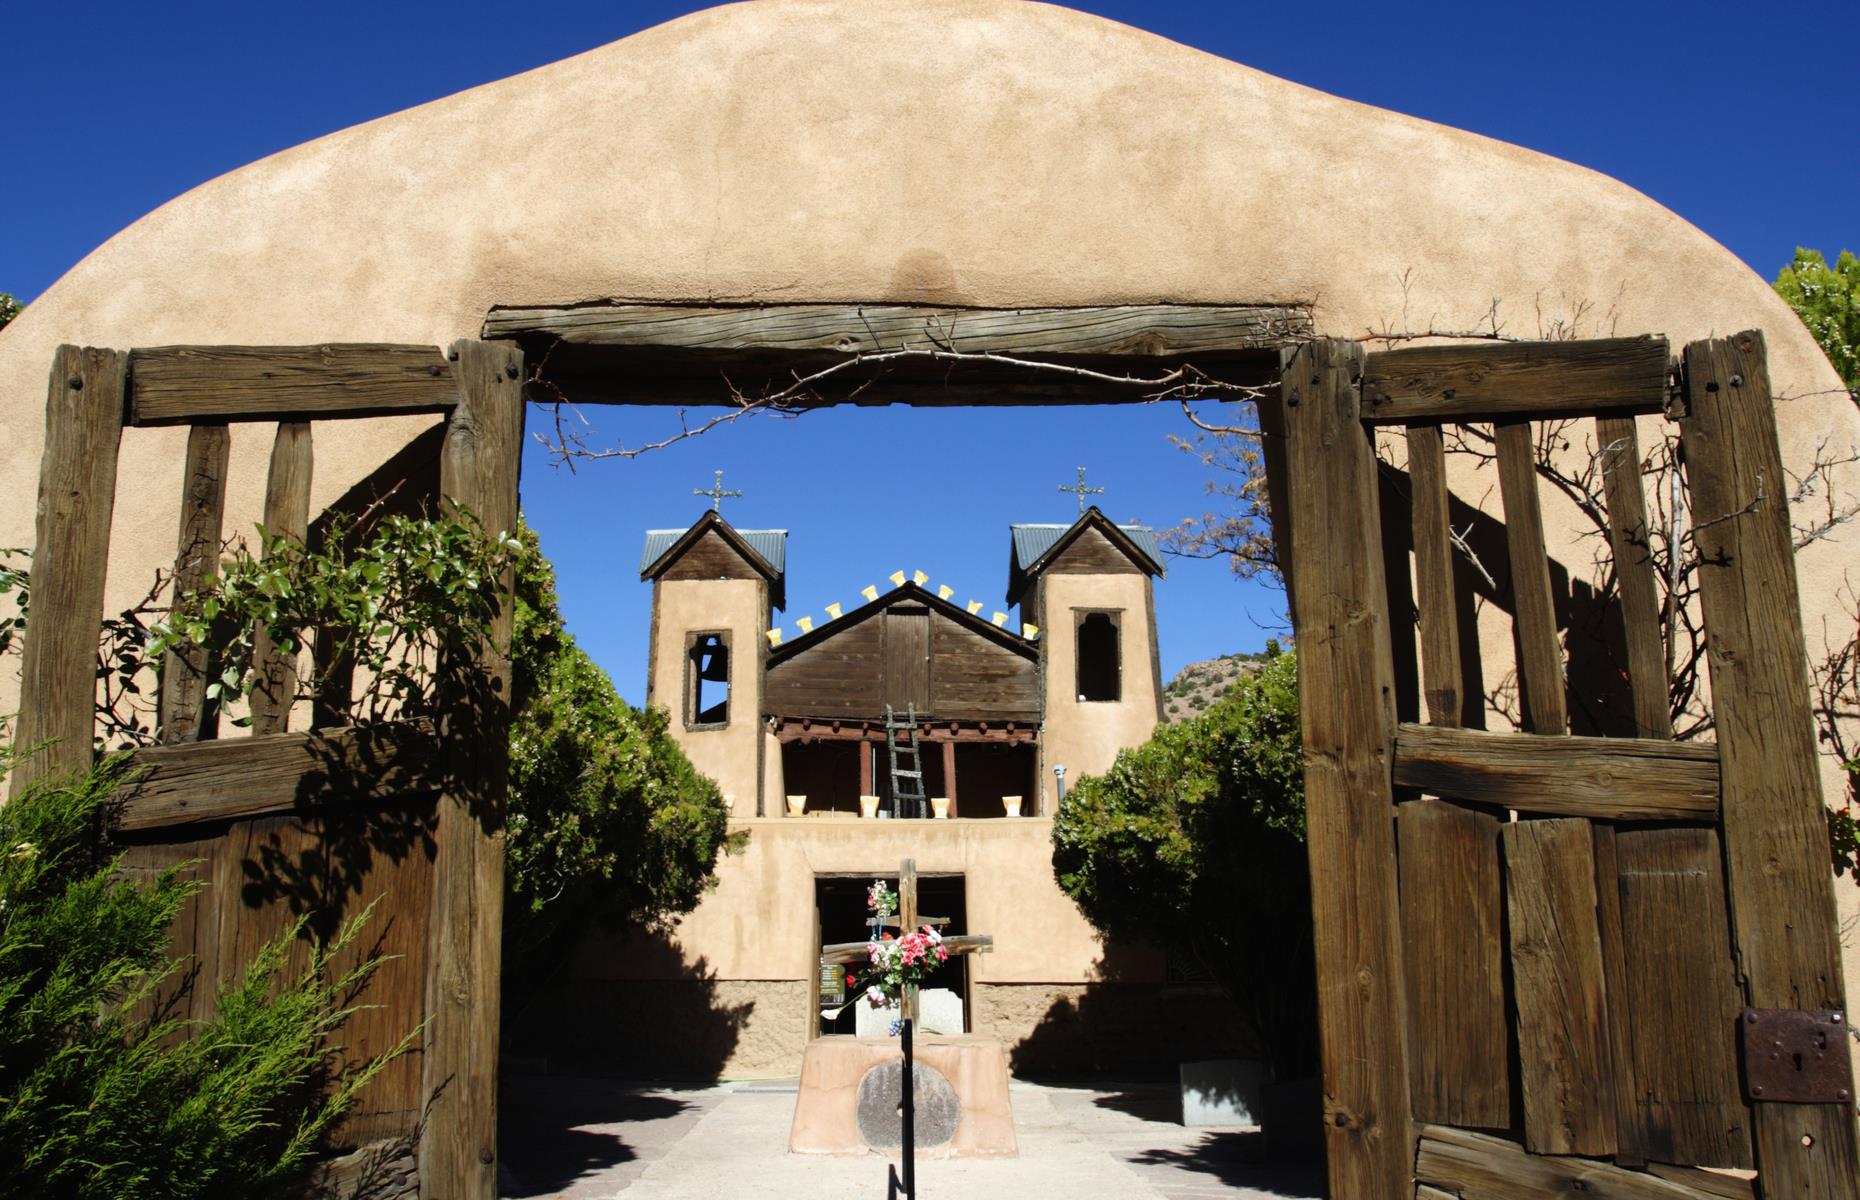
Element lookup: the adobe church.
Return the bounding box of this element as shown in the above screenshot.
[525,499,1248,1077]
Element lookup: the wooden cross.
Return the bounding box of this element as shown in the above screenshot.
[693,468,742,514]
[820,858,992,1024]
[1058,465,1104,514]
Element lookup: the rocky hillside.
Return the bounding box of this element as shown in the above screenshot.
[1160,649,1276,723]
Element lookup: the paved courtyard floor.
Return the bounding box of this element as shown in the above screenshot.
[499,1074,1325,1199]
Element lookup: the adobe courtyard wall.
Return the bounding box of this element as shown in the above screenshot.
[3,0,1857,1035]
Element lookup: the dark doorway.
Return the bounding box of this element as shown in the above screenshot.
[815,873,967,1037]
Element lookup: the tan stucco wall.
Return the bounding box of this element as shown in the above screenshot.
[641,817,1107,985]
[647,578,767,814]
[1038,573,1162,801]
[2,0,1856,1027]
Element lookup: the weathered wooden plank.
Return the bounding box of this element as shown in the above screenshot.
[12,346,126,796]
[822,934,993,965]
[1406,423,1463,727]
[127,344,456,425]
[1393,724,1718,819]
[157,423,231,744]
[1643,1164,1756,1199]
[1281,339,1412,1198]
[1679,330,1860,1193]
[247,422,313,735]
[420,340,524,1200]
[1416,1125,1745,1199]
[1362,337,1670,423]
[482,302,1311,355]
[1614,828,1751,1169]
[116,720,440,831]
[1504,817,1617,1156]
[1595,415,1672,739]
[1494,419,1567,734]
[1397,798,1509,1127]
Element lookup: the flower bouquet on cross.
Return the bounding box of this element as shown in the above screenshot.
[823,878,950,1029]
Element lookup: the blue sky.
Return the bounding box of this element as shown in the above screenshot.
[6,2,1855,702]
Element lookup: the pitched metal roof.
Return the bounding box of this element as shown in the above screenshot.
[1009,522,1164,575]
[639,528,788,577]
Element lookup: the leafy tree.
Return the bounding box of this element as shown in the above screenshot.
[502,525,739,999]
[1775,248,1860,401]
[0,754,407,1199]
[0,294,20,331]
[1051,650,1315,1080]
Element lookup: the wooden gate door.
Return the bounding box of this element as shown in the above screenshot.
[13,340,523,1200]
[1276,332,1859,1198]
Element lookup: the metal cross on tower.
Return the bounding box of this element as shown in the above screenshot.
[1058,465,1104,514]
[693,469,742,514]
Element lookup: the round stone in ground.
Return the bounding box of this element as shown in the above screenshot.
[855,1061,960,1148]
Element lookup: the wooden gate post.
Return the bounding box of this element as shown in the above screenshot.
[1680,330,1860,1195]
[1279,339,1414,1197]
[12,346,126,797]
[420,340,524,1200]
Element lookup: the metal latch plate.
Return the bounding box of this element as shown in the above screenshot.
[1741,1008,1853,1103]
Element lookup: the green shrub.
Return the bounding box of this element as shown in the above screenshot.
[0,754,408,1199]
[502,526,739,995]
[1052,650,1315,1079]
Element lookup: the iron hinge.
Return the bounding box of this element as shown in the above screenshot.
[1741,1008,1854,1104]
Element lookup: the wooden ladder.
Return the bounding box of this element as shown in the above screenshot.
[884,705,927,819]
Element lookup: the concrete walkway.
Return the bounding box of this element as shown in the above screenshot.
[499,1075,1324,1199]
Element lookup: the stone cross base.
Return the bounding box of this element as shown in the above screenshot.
[788,1035,1018,1158]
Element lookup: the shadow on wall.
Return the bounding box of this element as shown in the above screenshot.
[501,923,754,1081]
[1001,955,1254,1081]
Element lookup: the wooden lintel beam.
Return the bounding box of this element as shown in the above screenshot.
[1393,724,1718,820]
[483,302,1311,356]
[128,344,457,426]
[1361,336,1671,423]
